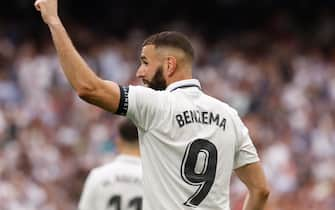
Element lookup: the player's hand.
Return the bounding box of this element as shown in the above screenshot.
[34,0,60,25]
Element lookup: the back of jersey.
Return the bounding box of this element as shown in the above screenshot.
[126,80,259,210]
[78,155,142,210]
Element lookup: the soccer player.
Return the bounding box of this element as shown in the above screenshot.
[35,1,270,210]
[78,119,142,210]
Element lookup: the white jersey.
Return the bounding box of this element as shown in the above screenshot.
[78,155,142,210]
[117,79,259,210]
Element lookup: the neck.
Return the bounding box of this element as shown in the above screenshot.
[167,67,192,86]
[119,144,140,157]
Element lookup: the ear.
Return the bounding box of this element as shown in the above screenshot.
[166,56,177,76]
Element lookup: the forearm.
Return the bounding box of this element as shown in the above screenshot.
[47,19,99,93]
[242,190,269,210]
[34,0,121,112]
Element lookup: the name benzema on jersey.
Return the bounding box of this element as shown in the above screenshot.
[176,110,226,131]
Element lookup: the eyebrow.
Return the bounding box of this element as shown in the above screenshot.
[140,56,147,61]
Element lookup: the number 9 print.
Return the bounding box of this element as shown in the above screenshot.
[181,139,218,207]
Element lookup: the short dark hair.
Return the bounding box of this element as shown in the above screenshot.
[118,119,138,143]
[142,31,194,60]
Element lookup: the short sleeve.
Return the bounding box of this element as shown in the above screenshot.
[78,171,99,210]
[233,114,259,169]
[125,85,167,131]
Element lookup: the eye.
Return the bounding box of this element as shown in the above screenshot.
[140,59,148,66]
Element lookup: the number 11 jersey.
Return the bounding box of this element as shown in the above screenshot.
[78,155,142,210]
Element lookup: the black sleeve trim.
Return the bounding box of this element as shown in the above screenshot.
[116,85,129,116]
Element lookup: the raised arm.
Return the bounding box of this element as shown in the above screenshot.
[34,0,120,112]
[235,162,270,210]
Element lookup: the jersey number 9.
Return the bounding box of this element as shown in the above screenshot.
[181,139,218,207]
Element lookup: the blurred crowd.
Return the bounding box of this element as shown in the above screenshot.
[0,13,335,210]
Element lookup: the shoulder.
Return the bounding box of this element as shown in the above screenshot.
[88,162,118,181]
[203,93,240,116]
[129,85,172,97]
[93,161,118,175]
[128,85,175,108]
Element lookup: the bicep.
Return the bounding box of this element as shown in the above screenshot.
[79,79,121,113]
[234,162,268,192]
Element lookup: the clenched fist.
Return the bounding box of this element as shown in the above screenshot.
[34,0,60,25]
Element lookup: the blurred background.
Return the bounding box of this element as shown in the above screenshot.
[0,0,335,209]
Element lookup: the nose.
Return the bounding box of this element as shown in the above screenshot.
[136,66,145,78]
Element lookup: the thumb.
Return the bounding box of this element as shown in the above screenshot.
[34,0,44,11]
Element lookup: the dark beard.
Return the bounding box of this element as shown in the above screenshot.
[147,66,167,90]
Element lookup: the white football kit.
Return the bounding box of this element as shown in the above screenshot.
[116,79,259,210]
[78,155,142,210]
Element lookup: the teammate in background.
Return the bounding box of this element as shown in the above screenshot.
[35,0,270,210]
[78,119,142,210]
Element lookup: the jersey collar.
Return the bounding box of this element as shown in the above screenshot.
[166,79,202,92]
[116,154,141,164]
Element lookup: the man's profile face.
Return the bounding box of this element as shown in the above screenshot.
[136,45,167,90]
